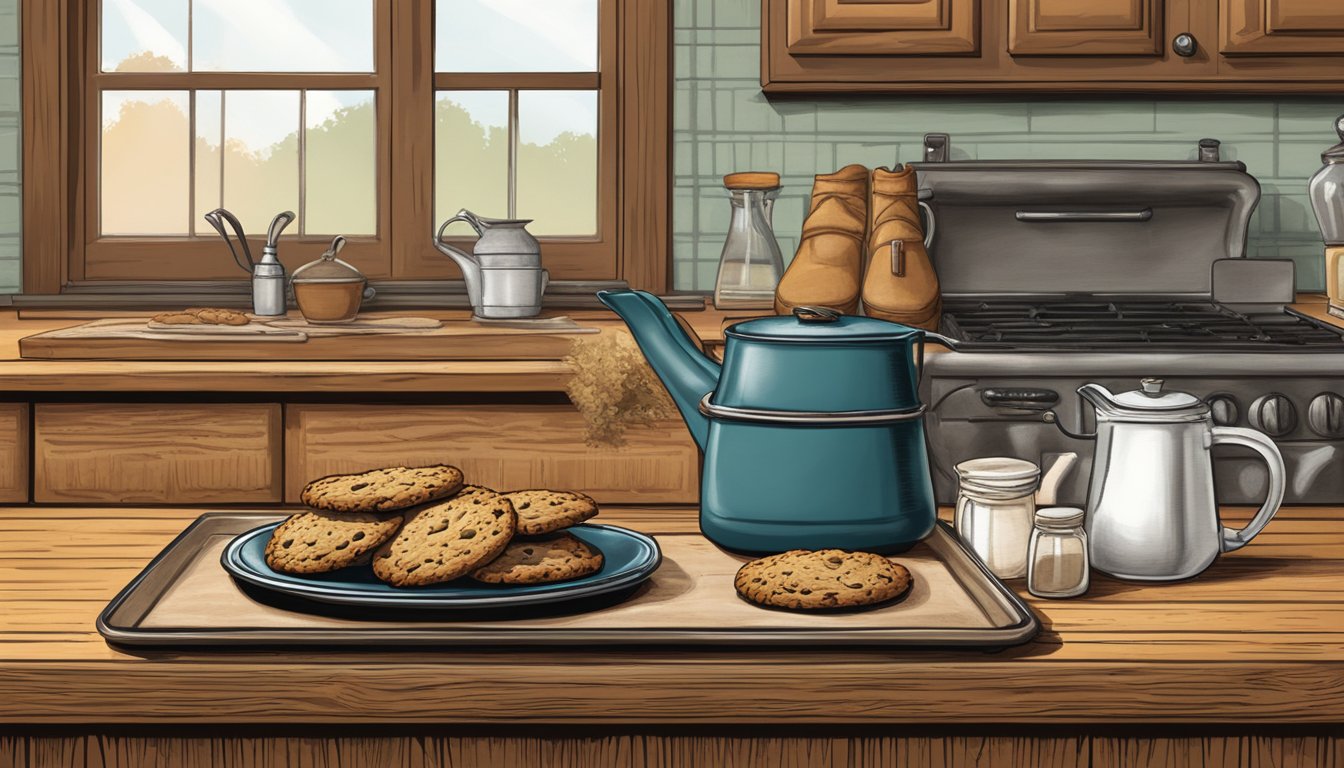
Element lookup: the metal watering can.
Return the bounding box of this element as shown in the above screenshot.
[599,289,944,554]
[434,209,549,318]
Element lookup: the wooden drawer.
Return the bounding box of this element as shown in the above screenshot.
[1009,0,1163,55]
[0,403,29,503]
[34,404,282,504]
[788,0,980,55]
[285,405,700,505]
[1221,0,1344,55]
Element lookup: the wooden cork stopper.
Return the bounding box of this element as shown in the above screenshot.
[723,172,781,190]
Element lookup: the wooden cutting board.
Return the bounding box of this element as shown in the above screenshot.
[20,316,601,361]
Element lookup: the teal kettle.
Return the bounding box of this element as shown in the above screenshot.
[597,290,943,554]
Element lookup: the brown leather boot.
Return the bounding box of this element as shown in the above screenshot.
[863,165,941,330]
[774,164,869,316]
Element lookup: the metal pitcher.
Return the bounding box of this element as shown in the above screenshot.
[1065,378,1285,582]
[434,209,549,318]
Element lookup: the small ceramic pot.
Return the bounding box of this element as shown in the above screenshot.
[290,238,375,324]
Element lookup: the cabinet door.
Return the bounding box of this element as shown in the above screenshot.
[1222,0,1344,54]
[1009,0,1162,55]
[787,0,980,55]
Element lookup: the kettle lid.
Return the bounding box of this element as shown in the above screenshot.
[727,306,924,343]
[1108,378,1202,411]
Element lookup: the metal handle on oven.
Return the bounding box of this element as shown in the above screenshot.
[1015,209,1153,223]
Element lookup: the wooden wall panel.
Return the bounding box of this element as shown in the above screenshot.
[33,404,282,504]
[0,404,29,504]
[285,405,699,504]
[3,734,1341,768]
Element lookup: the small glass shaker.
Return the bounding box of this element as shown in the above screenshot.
[1027,507,1090,599]
[713,172,784,309]
[953,457,1041,579]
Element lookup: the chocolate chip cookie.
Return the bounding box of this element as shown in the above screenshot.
[151,307,250,326]
[471,532,604,585]
[264,510,404,575]
[300,464,465,514]
[734,550,913,611]
[504,489,599,535]
[371,486,517,587]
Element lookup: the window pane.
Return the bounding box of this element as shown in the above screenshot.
[435,91,508,231]
[305,91,376,236]
[193,90,222,235]
[435,0,597,73]
[193,0,373,73]
[517,90,596,236]
[222,91,300,237]
[101,91,189,235]
[101,0,188,72]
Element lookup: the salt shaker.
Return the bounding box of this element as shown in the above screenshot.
[953,457,1040,579]
[1027,507,1090,599]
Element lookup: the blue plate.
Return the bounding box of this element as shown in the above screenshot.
[221,522,661,610]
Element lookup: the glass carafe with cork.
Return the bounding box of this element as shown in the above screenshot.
[713,172,784,309]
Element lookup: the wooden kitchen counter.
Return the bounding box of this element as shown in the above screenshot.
[1,505,1341,728]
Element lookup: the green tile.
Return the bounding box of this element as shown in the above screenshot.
[675,44,692,80]
[713,0,758,28]
[710,45,758,80]
[673,187,696,235]
[1277,102,1344,135]
[698,192,730,232]
[729,88,780,133]
[0,80,16,114]
[835,142,900,169]
[673,0,696,28]
[1030,102,1154,133]
[697,260,719,291]
[783,141,819,175]
[0,127,16,174]
[673,84,692,132]
[1279,140,1330,179]
[1154,101,1275,136]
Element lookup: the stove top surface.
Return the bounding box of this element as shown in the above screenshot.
[941,300,1344,352]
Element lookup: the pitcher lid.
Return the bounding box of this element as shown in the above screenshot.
[292,238,365,284]
[727,306,924,343]
[1109,378,1202,410]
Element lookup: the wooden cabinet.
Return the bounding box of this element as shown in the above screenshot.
[0,404,28,503]
[765,0,1344,92]
[285,405,699,505]
[33,404,283,504]
[787,0,979,55]
[1221,0,1344,55]
[1009,0,1162,55]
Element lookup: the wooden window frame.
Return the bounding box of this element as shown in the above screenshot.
[21,0,671,301]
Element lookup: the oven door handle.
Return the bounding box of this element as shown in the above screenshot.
[1015,209,1153,223]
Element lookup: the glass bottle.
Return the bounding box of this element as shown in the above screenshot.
[1027,507,1090,599]
[953,457,1041,579]
[714,172,784,309]
[1308,115,1344,313]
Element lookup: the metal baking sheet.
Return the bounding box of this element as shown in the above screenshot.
[97,513,1039,648]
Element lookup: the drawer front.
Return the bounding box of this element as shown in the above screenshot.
[788,0,980,55]
[0,404,28,503]
[1010,0,1163,55]
[34,404,282,503]
[285,405,700,505]
[1222,0,1344,54]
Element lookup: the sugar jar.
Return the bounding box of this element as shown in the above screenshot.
[953,457,1040,579]
[1027,507,1090,599]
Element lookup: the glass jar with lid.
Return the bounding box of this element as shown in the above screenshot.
[953,457,1040,579]
[1027,507,1090,599]
[713,172,784,309]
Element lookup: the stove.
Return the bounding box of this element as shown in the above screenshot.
[914,144,1344,505]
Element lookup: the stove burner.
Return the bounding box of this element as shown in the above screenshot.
[941,300,1344,351]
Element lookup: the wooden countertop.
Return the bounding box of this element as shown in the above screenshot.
[3,505,1341,725]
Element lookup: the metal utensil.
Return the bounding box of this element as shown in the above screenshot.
[266,211,296,250]
[202,208,255,274]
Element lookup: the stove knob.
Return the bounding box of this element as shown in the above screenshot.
[1308,393,1344,437]
[1248,394,1297,437]
[1207,395,1239,426]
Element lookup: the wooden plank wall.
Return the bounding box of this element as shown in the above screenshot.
[0,733,1340,767]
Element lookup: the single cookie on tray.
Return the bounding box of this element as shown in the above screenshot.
[372,486,517,587]
[264,510,404,575]
[471,532,605,585]
[300,464,466,514]
[504,489,599,535]
[734,549,913,611]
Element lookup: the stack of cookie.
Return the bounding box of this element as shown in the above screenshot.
[264,464,605,588]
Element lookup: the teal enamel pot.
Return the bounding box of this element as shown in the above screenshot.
[597,290,946,554]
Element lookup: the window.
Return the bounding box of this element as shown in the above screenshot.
[23,0,664,294]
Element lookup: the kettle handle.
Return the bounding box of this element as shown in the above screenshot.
[1211,426,1285,553]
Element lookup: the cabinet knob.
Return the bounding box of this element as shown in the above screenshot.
[1172,33,1198,58]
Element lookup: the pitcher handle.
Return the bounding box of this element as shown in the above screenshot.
[1211,426,1286,553]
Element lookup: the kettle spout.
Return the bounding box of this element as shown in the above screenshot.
[597,290,720,450]
[1078,382,1120,414]
[434,218,484,308]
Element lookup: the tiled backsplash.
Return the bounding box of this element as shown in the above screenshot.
[0,0,17,294]
[673,0,1342,293]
